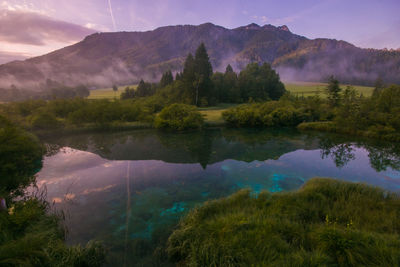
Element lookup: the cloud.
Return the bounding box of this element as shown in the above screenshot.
[0,9,96,46]
[260,16,268,23]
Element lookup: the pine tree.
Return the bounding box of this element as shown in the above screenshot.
[160,70,174,88]
[224,64,239,102]
[136,79,151,97]
[225,64,234,73]
[182,53,196,103]
[373,77,385,97]
[326,76,341,107]
[193,43,213,106]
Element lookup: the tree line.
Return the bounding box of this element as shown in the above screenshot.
[0,79,90,102]
[120,43,286,106]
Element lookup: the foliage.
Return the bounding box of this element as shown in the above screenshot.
[326,76,342,107]
[120,86,136,100]
[136,79,156,97]
[0,197,105,266]
[0,115,106,266]
[222,97,312,128]
[160,70,174,88]
[298,84,400,141]
[154,104,204,131]
[238,63,286,101]
[0,83,90,102]
[167,178,400,266]
[0,98,156,129]
[0,116,44,197]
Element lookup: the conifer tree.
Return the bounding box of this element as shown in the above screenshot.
[160,70,174,88]
[326,76,342,107]
[193,43,213,106]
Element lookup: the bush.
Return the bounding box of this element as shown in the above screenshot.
[0,197,106,266]
[30,112,63,129]
[0,115,44,196]
[154,104,204,131]
[222,102,309,128]
[167,178,400,266]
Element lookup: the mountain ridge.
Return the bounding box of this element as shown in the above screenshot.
[1,22,399,90]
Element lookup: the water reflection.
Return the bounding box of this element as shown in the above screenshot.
[37,128,400,266]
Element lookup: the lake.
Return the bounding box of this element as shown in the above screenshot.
[37,128,400,265]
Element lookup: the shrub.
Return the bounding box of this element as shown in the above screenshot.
[154,104,204,131]
[30,112,63,129]
[0,116,44,196]
[222,102,308,128]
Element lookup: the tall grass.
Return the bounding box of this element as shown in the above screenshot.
[167,178,400,266]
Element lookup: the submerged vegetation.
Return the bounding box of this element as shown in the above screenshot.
[168,178,400,266]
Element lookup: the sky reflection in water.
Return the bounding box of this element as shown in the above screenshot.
[36,128,400,264]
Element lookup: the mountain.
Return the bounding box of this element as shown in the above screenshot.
[1,22,399,90]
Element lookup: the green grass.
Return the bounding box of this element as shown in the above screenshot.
[285,81,374,97]
[88,82,373,100]
[168,178,400,266]
[198,103,237,125]
[88,85,137,100]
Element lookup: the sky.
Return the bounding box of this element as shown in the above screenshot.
[0,0,399,64]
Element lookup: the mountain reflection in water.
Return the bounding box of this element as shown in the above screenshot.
[37,128,400,265]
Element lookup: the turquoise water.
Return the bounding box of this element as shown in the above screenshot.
[37,128,400,265]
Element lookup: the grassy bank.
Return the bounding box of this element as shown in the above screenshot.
[167,178,400,266]
[298,121,400,142]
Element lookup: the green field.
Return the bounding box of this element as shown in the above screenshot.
[89,82,374,100]
[284,81,374,97]
[88,85,137,100]
[198,103,237,125]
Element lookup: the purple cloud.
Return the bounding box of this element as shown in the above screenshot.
[0,10,96,46]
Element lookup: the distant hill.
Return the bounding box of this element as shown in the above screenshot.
[1,22,399,90]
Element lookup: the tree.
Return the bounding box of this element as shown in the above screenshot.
[112,85,118,99]
[160,70,174,88]
[238,63,285,101]
[182,53,196,103]
[326,76,341,107]
[193,43,213,106]
[120,86,136,99]
[0,116,44,197]
[372,77,385,97]
[175,72,182,81]
[212,72,224,102]
[136,79,151,97]
[224,64,240,103]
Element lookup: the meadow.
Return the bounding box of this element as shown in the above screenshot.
[86,82,374,126]
[197,103,237,125]
[284,81,374,97]
[87,85,137,100]
[88,82,374,100]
